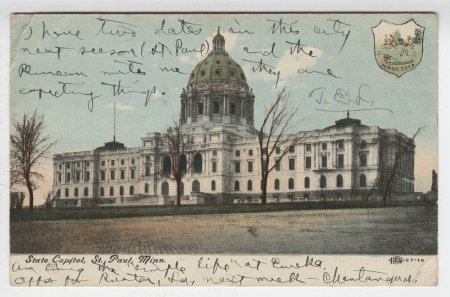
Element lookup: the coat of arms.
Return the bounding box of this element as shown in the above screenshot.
[372,19,424,77]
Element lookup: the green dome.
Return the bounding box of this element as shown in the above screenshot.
[188,52,247,85]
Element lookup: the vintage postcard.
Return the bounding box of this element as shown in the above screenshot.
[7,13,438,287]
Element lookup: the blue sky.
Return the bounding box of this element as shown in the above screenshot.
[9,13,437,201]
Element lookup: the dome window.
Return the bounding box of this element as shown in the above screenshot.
[215,69,221,76]
[215,60,220,64]
[229,70,235,77]
[190,73,195,78]
[200,70,206,76]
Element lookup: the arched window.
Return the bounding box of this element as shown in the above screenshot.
[84,187,88,197]
[65,188,69,197]
[100,187,104,197]
[288,178,295,190]
[119,186,124,196]
[162,181,169,196]
[193,152,203,173]
[180,154,187,172]
[360,174,367,187]
[129,185,134,195]
[56,189,61,198]
[320,175,327,189]
[247,180,253,191]
[163,155,171,174]
[337,174,343,188]
[274,178,280,190]
[192,180,200,192]
[304,177,310,189]
[110,186,114,196]
[234,180,240,191]
[74,188,79,197]
[144,183,149,193]
[211,180,216,191]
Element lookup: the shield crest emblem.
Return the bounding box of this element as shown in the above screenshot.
[372,19,424,77]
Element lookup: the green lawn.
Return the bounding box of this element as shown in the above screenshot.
[10,199,433,222]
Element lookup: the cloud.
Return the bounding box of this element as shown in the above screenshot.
[276,47,322,78]
[106,102,135,111]
[243,46,322,89]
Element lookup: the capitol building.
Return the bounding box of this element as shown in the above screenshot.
[52,30,415,207]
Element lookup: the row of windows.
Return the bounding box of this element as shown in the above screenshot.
[100,168,136,181]
[56,173,369,198]
[101,158,136,167]
[231,174,367,191]
[58,172,90,183]
[58,162,90,170]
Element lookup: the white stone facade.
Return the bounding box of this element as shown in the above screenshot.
[52,31,415,207]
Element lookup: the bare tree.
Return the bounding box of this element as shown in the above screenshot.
[380,127,422,202]
[257,88,303,204]
[10,111,56,210]
[162,119,192,206]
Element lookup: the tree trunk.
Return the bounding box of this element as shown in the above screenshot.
[26,180,34,211]
[176,180,181,207]
[261,178,267,204]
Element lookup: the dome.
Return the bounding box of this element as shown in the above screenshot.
[187,28,247,86]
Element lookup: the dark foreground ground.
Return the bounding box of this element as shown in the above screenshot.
[10,205,437,254]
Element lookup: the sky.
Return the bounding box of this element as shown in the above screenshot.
[8,13,438,205]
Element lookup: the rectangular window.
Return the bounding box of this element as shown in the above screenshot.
[212,161,217,173]
[75,172,80,182]
[121,159,125,165]
[338,154,344,168]
[58,173,62,183]
[101,160,105,166]
[145,165,150,176]
[130,168,135,179]
[360,153,367,167]
[305,156,311,169]
[110,170,115,180]
[289,158,295,170]
[131,158,135,165]
[248,161,253,173]
[305,144,311,151]
[249,149,253,156]
[85,161,90,167]
[58,164,62,170]
[146,155,150,162]
[360,140,367,149]
[276,147,281,154]
[322,155,327,168]
[66,163,70,169]
[275,159,281,171]
[322,143,327,150]
[230,102,236,114]
[198,102,204,115]
[235,162,240,173]
[100,171,105,181]
[85,171,90,182]
[111,160,115,166]
[289,146,295,153]
[76,162,80,168]
[66,172,71,182]
[120,169,125,179]
[262,148,268,155]
[212,150,217,156]
[235,150,240,157]
[337,140,344,149]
